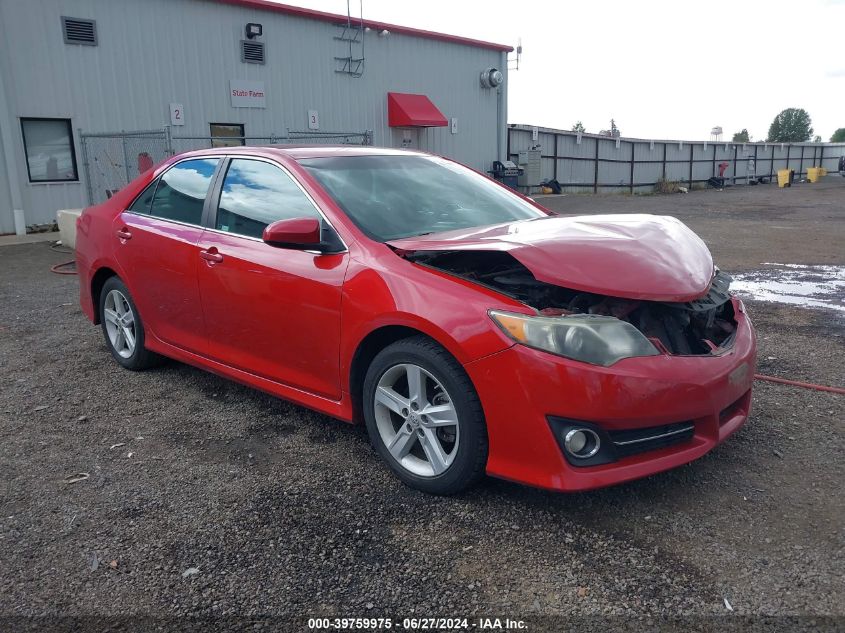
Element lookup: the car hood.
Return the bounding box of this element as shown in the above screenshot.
[388,214,715,302]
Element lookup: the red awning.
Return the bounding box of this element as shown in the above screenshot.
[387,92,448,128]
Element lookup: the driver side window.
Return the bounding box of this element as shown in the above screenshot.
[215,159,319,239]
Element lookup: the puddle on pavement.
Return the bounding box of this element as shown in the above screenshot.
[730,263,845,313]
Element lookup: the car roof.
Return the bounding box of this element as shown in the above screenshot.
[173,145,428,161]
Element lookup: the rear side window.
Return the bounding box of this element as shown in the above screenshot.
[128,180,157,214]
[215,159,318,239]
[148,158,219,225]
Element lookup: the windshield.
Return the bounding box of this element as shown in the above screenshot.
[298,155,545,241]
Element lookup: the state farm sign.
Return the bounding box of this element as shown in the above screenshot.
[230,80,266,108]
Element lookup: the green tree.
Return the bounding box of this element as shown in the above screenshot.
[831,128,845,142]
[732,129,750,142]
[813,135,822,143]
[571,121,585,133]
[767,108,813,142]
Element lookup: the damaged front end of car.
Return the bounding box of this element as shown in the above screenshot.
[403,249,737,366]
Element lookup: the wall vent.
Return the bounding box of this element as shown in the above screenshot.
[61,17,97,46]
[241,40,265,64]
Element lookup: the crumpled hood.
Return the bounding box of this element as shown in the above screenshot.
[388,214,715,302]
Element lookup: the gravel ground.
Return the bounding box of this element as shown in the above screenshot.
[1,178,843,632]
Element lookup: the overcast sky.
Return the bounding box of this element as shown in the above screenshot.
[283,0,845,141]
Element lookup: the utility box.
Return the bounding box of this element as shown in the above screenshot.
[56,208,83,248]
[517,149,542,188]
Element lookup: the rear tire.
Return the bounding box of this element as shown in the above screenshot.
[99,276,162,371]
[363,336,488,495]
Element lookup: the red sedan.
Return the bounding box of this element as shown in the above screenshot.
[76,146,756,494]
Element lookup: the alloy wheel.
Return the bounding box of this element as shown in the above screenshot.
[103,289,137,359]
[373,363,460,477]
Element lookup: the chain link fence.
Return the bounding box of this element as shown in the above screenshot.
[79,128,372,204]
[78,129,172,205]
[170,130,372,154]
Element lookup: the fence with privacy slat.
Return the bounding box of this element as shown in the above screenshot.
[508,124,845,194]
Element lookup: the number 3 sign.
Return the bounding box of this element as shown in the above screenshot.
[170,103,185,126]
[308,110,319,130]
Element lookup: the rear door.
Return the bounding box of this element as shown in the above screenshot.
[196,157,348,400]
[113,157,221,353]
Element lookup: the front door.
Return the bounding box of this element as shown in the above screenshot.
[196,157,348,400]
[112,157,220,353]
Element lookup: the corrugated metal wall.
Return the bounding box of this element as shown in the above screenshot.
[0,0,505,231]
[508,125,845,194]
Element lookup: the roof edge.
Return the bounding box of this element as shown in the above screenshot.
[214,0,513,52]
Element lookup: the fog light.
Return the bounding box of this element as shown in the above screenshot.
[564,428,601,458]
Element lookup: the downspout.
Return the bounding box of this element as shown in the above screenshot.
[496,51,508,163]
[0,50,25,235]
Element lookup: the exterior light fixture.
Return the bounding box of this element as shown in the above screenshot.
[564,428,601,459]
[246,23,263,39]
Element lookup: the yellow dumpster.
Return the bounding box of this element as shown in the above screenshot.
[819,167,828,176]
[807,167,821,183]
[777,169,793,187]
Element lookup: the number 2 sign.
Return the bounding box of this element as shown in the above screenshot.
[170,103,185,126]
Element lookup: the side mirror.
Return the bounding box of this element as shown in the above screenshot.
[262,217,321,249]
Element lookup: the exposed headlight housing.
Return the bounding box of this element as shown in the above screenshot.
[489,310,659,367]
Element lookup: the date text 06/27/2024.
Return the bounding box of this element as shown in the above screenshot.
[307,617,528,630]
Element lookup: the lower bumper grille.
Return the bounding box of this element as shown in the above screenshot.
[548,417,698,467]
[608,421,695,459]
[719,392,749,425]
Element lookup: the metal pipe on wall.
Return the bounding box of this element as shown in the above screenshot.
[496,51,508,163]
[0,58,26,235]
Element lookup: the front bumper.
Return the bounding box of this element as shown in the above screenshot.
[465,298,756,492]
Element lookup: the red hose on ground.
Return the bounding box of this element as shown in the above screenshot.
[50,260,77,275]
[755,373,845,395]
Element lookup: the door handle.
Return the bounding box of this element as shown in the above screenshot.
[200,248,224,264]
[115,228,132,241]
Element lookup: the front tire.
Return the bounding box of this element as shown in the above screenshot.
[363,336,488,495]
[99,276,161,370]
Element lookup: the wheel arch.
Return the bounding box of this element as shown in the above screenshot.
[348,324,457,424]
[90,266,119,324]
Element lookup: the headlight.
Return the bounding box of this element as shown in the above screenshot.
[489,310,659,367]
